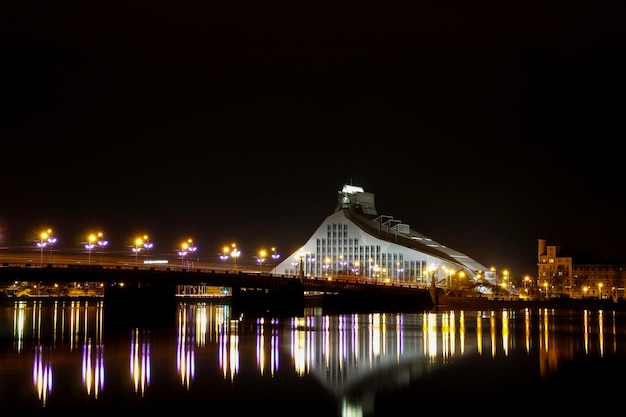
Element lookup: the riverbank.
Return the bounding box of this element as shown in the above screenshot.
[435,294,626,311]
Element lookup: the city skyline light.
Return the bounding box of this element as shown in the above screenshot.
[1,2,624,278]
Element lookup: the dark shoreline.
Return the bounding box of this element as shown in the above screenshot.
[435,295,626,311]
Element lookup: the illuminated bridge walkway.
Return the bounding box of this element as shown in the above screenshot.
[0,263,435,313]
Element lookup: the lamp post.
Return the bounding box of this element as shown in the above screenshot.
[231,244,240,272]
[97,232,108,265]
[352,260,360,276]
[37,230,51,267]
[598,283,603,300]
[257,249,267,272]
[271,247,281,274]
[187,239,197,269]
[47,233,57,264]
[323,256,331,278]
[133,237,144,267]
[143,235,153,262]
[219,246,230,270]
[179,239,197,269]
[179,242,188,269]
[85,233,97,266]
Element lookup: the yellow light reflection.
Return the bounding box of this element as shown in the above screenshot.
[177,306,195,388]
[598,310,604,357]
[33,346,53,405]
[502,309,509,356]
[525,308,531,353]
[476,312,483,356]
[583,310,590,354]
[490,311,497,358]
[257,318,266,376]
[130,328,151,395]
[82,338,104,398]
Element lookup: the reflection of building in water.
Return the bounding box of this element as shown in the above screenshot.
[288,310,487,415]
[5,300,619,414]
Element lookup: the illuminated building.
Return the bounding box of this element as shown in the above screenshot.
[274,184,489,288]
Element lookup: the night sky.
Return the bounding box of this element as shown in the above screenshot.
[2,1,625,278]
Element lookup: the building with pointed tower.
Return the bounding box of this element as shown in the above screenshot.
[273,184,490,289]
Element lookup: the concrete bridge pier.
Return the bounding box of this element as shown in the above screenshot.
[103,283,178,331]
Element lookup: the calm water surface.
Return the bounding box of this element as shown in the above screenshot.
[1,297,625,416]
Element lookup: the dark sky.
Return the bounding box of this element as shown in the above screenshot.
[2,1,625,278]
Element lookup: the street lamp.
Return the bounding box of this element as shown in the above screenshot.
[97,232,108,265]
[179,242,188,269]
[352,260,360,276]
[598,283,603,300]
[179,239,197,269]
[187,239,197,269]
[47,233,57,264]
[271,247,281,274]
[143,235,153,261]
[219,245,230,269]
[323,256,331,278]
[231,244,240,272]
[85,233,97,266]
[257,249,267,272]
[133,237,144,266]
[37,229,52,267]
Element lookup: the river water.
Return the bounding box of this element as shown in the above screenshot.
[1,297,624,416]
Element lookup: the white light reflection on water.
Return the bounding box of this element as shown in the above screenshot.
[130,328,150,395]
[82,301,105,398]
[2,299,626,415]
[33,346,52,405]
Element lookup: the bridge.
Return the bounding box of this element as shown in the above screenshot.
[0,263,436,315]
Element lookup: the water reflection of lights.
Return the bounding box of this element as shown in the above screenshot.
[219,319,240,380]
[130,329,151,395]
[82,338,105,398]
[177,306,195,388]
[33,346,53,405]
[13,300,27,352]
[256,317,280,376]
[502,309,510,356]
[6,299,624,413]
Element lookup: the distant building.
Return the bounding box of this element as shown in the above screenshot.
[538,239,626,299]
[273,184,490,289]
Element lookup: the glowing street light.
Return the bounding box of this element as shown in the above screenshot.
[271,247,281,273]
[179,239,197,269]
[230,243,240,272]
[133,237,144,266]
[37,229,52,266]
[47,232,57,264]
[97,232,108,265]
[143,235,153,260]
[323,256,331,274]
[219,245,230,269]
[257,249,267,272]
[85,233,97,266]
